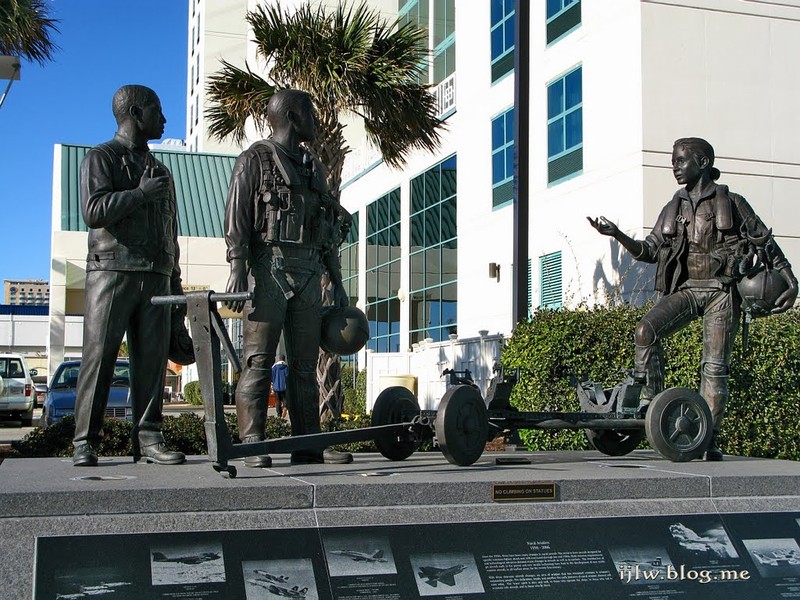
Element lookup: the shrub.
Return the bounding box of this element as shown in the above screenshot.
[11,416,134,457]
[323,413,377,453]
[501,304,800,459]
[10,412,245,458]
[183,381,203,406]
[264,415,291,439]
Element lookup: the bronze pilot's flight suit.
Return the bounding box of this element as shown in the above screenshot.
[224,140,343,449]
[632,182,791,429]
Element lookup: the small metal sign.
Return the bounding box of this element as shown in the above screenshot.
[492,482,558,502]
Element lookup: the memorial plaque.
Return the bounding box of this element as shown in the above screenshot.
[34,512,800,599]
[492,482,558,502]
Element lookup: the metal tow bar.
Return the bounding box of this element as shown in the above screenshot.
[152,291,425,478]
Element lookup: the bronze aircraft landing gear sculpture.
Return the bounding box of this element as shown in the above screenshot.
[152,291,428,478]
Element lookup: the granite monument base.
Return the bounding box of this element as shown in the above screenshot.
[2,450,799,599]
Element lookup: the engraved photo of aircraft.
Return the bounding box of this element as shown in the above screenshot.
[417,564,466,587]
[252,569,290,584]
[669,523,737,557]
[753,550,800,567]
[55,581,132,599]
[329,549,387,563]
[248,579,309,597]
[152,551,221,565]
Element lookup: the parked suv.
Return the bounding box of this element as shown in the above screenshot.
[0,353,36,426]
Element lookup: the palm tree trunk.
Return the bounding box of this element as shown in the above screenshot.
[313,110,348,422]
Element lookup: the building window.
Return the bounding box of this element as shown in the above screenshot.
[540,251,562,309]
[340,211,359,308]
[491,107,514,208]
[490,0,515,82]
[400,0,455,86]
[366,191,401,353]
[547,65,582,184]
[546,0,581,44]
[410,156,457,345]
[399,0,430,84]
[432,0,455,84]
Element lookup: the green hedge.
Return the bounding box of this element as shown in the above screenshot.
[183,381,203,406]
[501,304,800,460]
[8,413,290,458]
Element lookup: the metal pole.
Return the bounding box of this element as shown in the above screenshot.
[512,0,531,325]
[0,63,19,111]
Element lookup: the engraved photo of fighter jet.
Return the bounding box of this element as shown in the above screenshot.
[248,579,309,598]
[668,522,738,558]
[152,551,221,565]
[329,549,388,563]
[252,570,290,584]
[417,564,466,587]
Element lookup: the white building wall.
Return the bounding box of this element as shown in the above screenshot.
[640,0,800,272]
[528,0,649,308]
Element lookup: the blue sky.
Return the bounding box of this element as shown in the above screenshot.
[0,0,189,282]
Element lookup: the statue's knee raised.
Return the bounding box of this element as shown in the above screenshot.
[635,320,658,347]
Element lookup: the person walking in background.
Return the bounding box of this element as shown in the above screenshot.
[272,355,288,419]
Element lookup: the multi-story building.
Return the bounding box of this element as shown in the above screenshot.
[187,0,249,154]
[4,279,49,306]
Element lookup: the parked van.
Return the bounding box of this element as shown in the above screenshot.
[0,353,36,426]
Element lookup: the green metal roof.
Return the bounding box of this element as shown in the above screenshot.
[59,144,236,238]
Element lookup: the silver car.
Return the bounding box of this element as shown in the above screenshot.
[0,353,36,426]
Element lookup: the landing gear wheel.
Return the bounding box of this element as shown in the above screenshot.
[372,386,420,461]
[645,387,713,462]
[585,428,645,456]
[435,385,488,466]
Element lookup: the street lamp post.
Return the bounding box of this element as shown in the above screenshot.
[0,56,21,111]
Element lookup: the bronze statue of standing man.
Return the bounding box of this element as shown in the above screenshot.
[589,137,797,461]
[73,85,186,467]
[223,89,352,466]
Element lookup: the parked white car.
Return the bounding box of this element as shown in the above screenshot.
[0,353,36,426]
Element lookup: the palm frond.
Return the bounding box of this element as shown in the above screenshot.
[0,0,60,64]
[206,60,276,144]
[208,0,445,183]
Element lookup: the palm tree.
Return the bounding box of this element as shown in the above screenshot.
[207,0,443,191]
[207,1,444,418]
[0,0,59,64]
[0,0,59,110]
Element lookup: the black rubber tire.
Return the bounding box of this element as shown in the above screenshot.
[20,406,34,427]
[372,386,420,461]
[585,428,645,456]
[645,387,713,462]
[435,385,488,466]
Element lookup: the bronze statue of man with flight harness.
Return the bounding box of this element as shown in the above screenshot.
[223,89,352,466]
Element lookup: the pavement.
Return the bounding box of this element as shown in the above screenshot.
[1,447,800,599]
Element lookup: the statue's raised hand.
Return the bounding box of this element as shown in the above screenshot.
[587,216,619,238]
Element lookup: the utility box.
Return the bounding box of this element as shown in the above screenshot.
[378,374,418,397]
